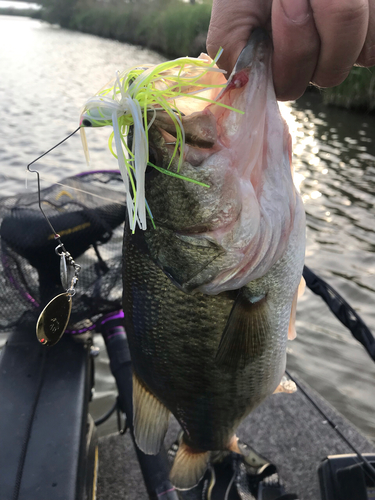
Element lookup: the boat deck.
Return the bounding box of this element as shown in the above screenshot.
[96,375,374,500]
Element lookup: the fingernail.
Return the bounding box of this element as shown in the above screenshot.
[280,0,310,23]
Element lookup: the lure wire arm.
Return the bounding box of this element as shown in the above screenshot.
[27,165,61,241]
[26,126,82,294]
[26,126,81,244]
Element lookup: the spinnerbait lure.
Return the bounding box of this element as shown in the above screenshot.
[79,50,244,232]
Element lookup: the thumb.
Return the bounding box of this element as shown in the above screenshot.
[271,0,320,100]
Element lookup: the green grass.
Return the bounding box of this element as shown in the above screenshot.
[67,1,211,58]
[137,2,211,57]
[323,66,375,112]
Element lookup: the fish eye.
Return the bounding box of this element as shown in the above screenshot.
[148,146,158,166]
[82,119,92,127]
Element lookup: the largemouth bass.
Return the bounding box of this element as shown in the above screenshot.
[122,29,305,489]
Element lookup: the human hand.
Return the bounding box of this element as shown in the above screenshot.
[207,0,375,101]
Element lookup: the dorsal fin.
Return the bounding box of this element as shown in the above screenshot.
[288,289,298,341]
[215,289,270,370]
[133,374,170,455]
[288,276,305,340]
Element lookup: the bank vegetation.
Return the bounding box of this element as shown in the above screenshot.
[322,66,375,112]
[2,0,374,111]
[42,0,211,58]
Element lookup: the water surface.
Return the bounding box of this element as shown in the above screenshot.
[0,16,374,442]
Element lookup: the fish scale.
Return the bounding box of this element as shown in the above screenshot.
[122,28,306,490]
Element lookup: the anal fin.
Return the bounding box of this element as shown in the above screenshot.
[215,289,270,370]
[133,374,170,455]
[169,436,210,490]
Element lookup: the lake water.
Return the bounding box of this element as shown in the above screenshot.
[0,1,40,10]
[0,15,374,443]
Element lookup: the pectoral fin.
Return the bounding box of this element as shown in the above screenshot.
[215,289,270,370]
[133,374,170,455]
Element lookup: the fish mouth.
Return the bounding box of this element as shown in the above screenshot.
[147,29,272,154]
[147,28,272,169]
[216,28,272,107]
[145,28,275,238]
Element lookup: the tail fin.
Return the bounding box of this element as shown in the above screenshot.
[169,437,210,490]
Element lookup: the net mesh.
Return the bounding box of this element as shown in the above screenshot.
[0,171,125,333]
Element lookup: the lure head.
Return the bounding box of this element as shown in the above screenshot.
[79,96,125,166]
[80,105,117,128]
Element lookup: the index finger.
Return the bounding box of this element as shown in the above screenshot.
[207,0,272,76]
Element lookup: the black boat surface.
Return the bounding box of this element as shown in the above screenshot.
[96,374,375,500]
